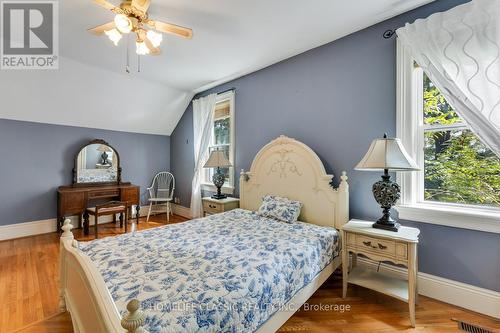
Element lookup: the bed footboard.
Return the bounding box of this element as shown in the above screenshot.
[59,219,148,333]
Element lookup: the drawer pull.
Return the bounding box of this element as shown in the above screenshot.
[209,204,217,209]
[363,240,387,250]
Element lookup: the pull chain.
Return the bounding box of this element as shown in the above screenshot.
[138,54,141,73]
[126,34,130,73]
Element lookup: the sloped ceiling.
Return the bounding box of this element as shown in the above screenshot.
[0,0,434,135]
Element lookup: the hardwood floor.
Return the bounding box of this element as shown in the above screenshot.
[2,214,499,333]
[0,213,186,333]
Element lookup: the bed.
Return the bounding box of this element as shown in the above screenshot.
[59,135,349,333]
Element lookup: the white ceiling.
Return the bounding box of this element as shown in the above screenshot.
[2,0,435,135]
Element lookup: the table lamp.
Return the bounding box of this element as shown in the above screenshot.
[96,145,112,165]
[355,134,419,232]
[204,149,232,199]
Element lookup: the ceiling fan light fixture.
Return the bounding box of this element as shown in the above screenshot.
[146,30,162,47]
[114,14,133,34]
[104,28,122,46]
[136,40,150,55]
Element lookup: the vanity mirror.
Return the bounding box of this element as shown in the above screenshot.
[73,139,122,185]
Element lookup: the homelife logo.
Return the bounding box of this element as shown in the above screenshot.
[1,1,58,69]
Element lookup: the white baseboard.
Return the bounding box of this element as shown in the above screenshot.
[172,204,192,219]
[0,218,57,241]
[0,205,153,241]
[355,257,500,319]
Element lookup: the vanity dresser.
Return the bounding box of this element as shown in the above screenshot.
[57,139,140,234]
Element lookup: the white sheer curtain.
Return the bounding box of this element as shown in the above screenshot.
[190,93,217,218]
[397,0,500,156]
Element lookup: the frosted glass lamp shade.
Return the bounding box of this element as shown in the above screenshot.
[355,136,419,171]
[204,150,232,168]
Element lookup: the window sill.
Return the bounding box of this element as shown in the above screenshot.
[201,183,235,195]
[395,203,500,234]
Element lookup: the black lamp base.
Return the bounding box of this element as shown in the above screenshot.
[372,169,401,232]
[373,220,401,232]
[211,192,227,200]
[211,168,227,199]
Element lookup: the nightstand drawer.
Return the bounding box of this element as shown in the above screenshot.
[356,235,396,256]
[203,201,223,213]
[346,232,356,246]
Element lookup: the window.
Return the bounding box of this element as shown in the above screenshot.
[422,73,500,207]
[201,91,235,193]
[396,41,500,233]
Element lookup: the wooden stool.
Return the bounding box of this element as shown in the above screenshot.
[84,201,128,238]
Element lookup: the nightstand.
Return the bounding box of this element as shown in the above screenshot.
[341,219,420,327]
[202,197,240,216]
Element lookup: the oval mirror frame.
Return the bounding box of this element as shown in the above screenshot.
[72,139,122,186]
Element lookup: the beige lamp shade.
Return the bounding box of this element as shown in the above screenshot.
[355,135,419,171]
[96,144,112,153]
[204,150,232,168]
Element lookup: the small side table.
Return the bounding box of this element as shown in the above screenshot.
[341,219,420,327]
[202,197,240,216]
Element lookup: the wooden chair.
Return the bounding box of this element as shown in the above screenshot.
[146,172,175,222]
[84,201,128,239]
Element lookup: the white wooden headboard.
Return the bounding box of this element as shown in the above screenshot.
[240,135,349,229]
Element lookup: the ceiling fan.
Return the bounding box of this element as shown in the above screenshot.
[88,0,193,56]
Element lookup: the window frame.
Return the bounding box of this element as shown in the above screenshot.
[395,39,500,234]
[201,90,235,194]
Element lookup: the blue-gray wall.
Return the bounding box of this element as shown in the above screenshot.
[0,119,170,226]
[170,0,500,292]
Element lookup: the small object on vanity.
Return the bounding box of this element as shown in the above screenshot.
[355,133,419,232]
[97,144,113,165]
[202,197,239,216]
[341,219,420,327]
[203,149,232,199]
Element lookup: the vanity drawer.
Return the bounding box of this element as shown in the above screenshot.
[88,189,120,199]
[356,235,396,256]
[203,201,223,214]
[121,187,139,203]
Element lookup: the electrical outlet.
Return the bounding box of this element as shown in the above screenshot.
[174,197,180,204]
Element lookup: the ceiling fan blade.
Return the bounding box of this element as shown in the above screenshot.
[144,38,161,56]
[131,0,151,14]
[148,20,193,39]
[93,0,116,11]
[88,21,116,35]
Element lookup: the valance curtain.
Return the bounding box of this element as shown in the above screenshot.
[191,93,217,218]
[397,0,500,156]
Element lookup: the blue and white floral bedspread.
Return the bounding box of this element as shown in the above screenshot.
[79,209,340,333]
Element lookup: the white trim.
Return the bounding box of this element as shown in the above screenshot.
[395,39,500,233]
[396,204,500,234]
[0,218,56,241]
[172,204,192,219]
[356,257,500,319]
[0,205,150,241]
